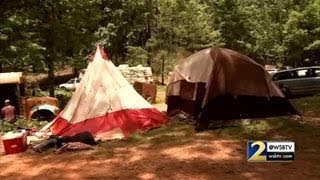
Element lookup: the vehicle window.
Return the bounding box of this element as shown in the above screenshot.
[76,79,81,83]
[273,71,295,80]
[316,69,320,77]
[297,70,307,77]
[299,68,317,78]
[308,69,317,77]
[292,68,318,78]
[68,79,75,84]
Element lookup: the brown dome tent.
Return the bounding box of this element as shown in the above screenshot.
[166,48,299,130]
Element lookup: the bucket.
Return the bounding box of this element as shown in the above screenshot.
[2,130,28,155]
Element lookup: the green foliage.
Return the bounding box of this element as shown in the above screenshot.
[149,0,221,52]
[125,46,148,66]
[95,0,150,65]
[15,118,49,129]
[55,90,73,109]
[0,118,49,134]
[33,89,73,109]
[151,50,171,76]
[0,121,17,133]
[208,0,249,50]
[1,0,320,77]
[285,0,320,66]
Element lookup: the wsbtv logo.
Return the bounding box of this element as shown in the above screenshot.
[247,141,267,161]
[247,141,295,162]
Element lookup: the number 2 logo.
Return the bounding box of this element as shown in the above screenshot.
[248,141,267,161]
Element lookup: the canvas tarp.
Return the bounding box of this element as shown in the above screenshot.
[166,48,298,125]
[42,47,169,137]
[167,48,284,108]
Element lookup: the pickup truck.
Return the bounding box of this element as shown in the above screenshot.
[58,78,81,91]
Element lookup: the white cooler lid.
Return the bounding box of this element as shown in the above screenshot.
[2,130,26,140]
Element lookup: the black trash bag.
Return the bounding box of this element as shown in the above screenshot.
[56,131,96,148]
[31,138,58,153]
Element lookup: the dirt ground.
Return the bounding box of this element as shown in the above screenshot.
[1,136,319,180]
[1,109,320,179]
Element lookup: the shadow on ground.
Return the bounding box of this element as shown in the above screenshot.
[1,118,320,179]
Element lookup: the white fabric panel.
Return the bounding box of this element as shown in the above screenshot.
[59,47,152,124]
[175,48,213,84]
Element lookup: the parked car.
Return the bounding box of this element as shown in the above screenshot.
[267,69,278,75]
[265,65,278,75]
[272,66,320,97]
[59,78,81,91]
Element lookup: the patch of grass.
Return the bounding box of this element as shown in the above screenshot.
[291,95,320,116]
[150,134,178,145]
[146,121,189,136]
[126,133,148,144]
[209,118,282,139]
[91,143,115,158]
[214,117,320,149]
[155,85,166,104]
[126,121,192,144]
[157,85,167,92]
[91,122,194,151]
[89,117,320,160]
[143,123,195,147]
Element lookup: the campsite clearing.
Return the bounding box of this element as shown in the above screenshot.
[1,89,320,179]
[1,112,320,179]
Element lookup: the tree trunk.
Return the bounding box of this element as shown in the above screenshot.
[161,55,165,85]
[48,55,55,97]
[145,0,154,66]
[46,2,58,97]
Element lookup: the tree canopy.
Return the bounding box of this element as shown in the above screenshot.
[1,0,320,94]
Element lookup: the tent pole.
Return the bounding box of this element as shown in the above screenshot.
[202,71,214,108]
[193,83,198,101]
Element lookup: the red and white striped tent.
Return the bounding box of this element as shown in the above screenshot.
[42,46,169,138]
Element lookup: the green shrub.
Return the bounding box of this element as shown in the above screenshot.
[55,89,73,109]
[0,121,17,134]
[0,118,49,134]
[15,118,49,129]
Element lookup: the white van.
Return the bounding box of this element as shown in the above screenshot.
[59,78,81,91]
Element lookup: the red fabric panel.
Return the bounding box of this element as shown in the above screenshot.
[50,108,169,137]
[90,47,109,61]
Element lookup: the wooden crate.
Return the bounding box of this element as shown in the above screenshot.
[133,82,157,102]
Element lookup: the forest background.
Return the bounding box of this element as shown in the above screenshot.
[1,0,320,95]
